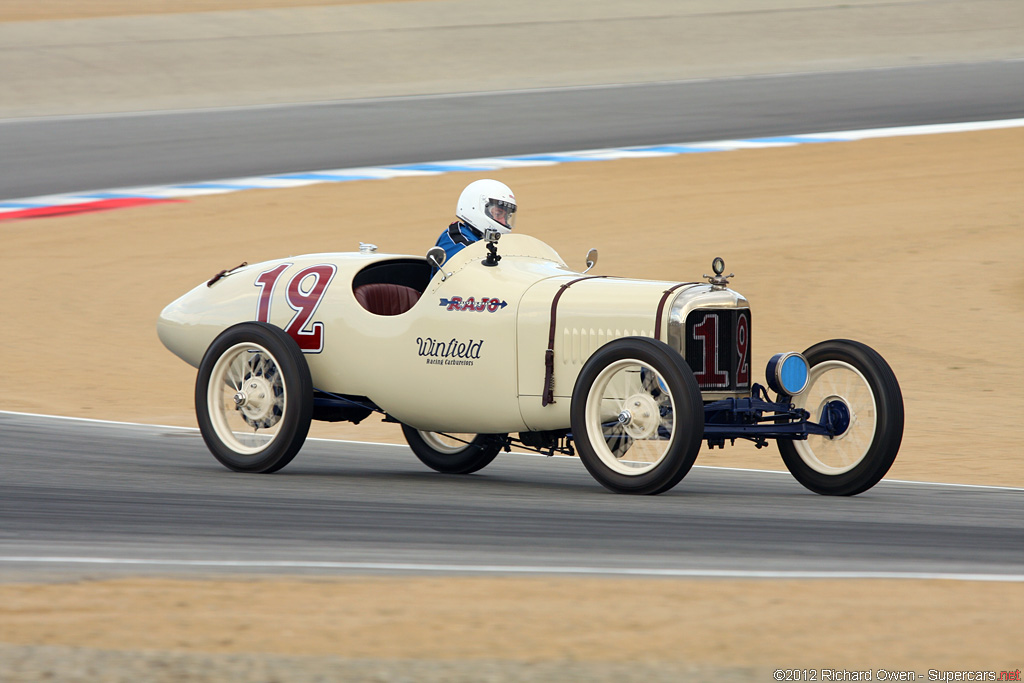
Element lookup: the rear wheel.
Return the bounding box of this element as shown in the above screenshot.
[570,337,703,494]
[401,425,505,474]
[196,322,313,473]
[778,339,903,495]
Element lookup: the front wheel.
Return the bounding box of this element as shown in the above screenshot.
[778,339,904,495]
[196,322,313,473]
[401,425,505,474]
[570,337,704,495]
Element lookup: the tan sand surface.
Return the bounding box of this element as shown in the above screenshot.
[2,577,1022,671]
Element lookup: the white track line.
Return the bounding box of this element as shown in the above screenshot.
[0,557,1021,582]
[3,409,1023,491]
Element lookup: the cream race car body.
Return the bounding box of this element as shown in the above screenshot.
[158,234,748,434]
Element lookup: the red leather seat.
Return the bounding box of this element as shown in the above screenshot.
[354,283,421,316]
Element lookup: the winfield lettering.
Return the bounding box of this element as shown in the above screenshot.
[416,337,484,360]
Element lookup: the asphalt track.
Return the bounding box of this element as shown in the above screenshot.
[2,60,1024,200]
[2,412,1023,580]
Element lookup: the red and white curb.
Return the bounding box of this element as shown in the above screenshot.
[2,117,1022,222]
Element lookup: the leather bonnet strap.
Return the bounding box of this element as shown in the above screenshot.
[542,275,610,406]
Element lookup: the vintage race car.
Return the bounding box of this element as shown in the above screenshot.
[158,232,904,495]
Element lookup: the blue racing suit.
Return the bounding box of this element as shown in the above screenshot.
[434,220,483,266]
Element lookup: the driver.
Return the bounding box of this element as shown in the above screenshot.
[435,179,517,264]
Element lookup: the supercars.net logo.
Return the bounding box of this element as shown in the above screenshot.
[439,296,507,312]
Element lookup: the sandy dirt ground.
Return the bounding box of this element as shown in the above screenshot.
[1,577,1022,673]
[4,1,1024,680]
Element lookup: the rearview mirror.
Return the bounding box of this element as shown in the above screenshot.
[426,246,447,268]
[426,246,449,281]
[583,247,598,274]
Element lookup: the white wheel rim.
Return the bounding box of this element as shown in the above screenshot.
[207,342,288,455]
[584,359,676,476]
[792,360,877,475]
[417,431,476,455]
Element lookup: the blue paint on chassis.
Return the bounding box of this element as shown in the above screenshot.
[702,384,831,448]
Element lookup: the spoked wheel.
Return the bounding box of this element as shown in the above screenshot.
[571,337,703,494]
[196,322,313,473]
[779,339,903,495]
[401,424,506,474]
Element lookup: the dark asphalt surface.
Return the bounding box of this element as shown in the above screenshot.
[2,413,1022,579]
[2,60,1023,200]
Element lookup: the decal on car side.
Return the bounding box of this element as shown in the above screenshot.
[415,336,484,366]
[439,296,508,312]
[254,263,337,353]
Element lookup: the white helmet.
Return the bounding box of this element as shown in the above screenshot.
[456,179,517,234]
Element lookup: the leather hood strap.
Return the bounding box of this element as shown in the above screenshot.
[542,275,610,406]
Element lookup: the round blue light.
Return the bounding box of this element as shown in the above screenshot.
[766,352,809,395]
[779,354,809,395]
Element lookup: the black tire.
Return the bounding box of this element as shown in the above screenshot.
[778,339,903,495]
[401,424,505,474]
[570,337,704,494]
[195,322,313,473]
